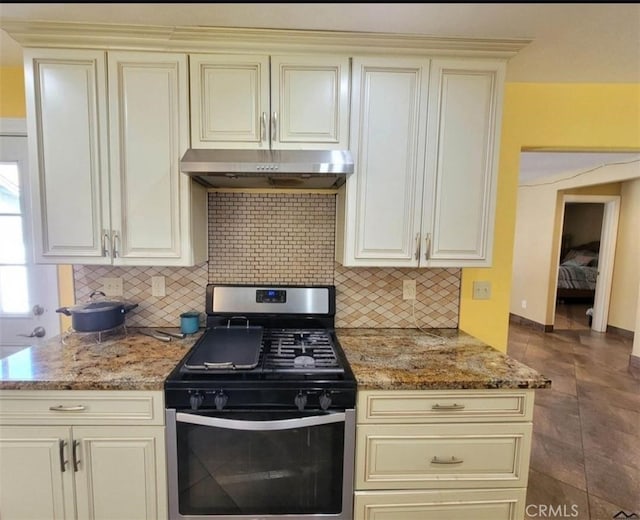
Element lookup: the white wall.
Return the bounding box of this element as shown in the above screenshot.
[511,157,640,328]
[609,178,640,331]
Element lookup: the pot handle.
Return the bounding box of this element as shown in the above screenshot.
[56,307,72,316]
[123,303,139,314]
[89,290,106,300]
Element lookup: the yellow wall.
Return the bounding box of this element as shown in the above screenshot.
[0,67,26,117]
[460,83,640,351]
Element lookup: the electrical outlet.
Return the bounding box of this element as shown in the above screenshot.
[472,281,491,300]
[402,279,416,300]
[151,276,166,297]
[102,277,123,297]
[521,300,527,309]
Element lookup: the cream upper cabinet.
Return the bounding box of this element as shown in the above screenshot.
[336,57,430,267]
[24,49,110,263]
[336,57,505,268]
[424,58,505,266]
[189,53,350,150]
[24,49,206,266]
[107,51,206,266]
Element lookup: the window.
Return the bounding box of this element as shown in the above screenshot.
[0,162,29,314]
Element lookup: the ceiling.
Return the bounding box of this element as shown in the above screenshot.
[1,3,639,82]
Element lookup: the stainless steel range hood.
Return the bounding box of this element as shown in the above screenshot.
[180,149,354,189]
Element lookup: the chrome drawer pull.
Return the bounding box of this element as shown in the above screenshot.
[431,456,464,465]
[432,403,465,410]
[49,405,86,412]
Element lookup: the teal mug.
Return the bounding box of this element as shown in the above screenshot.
[180,312,200,334]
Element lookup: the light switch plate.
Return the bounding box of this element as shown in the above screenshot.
[151,276,166,297]
[472,281,491,300]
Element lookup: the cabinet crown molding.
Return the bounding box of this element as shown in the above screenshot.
[1,20,531,58]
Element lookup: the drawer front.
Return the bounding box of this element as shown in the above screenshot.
[358,390,533,423]
[356,423,531,489]
[0,390,164,425]
[354,488,526,520]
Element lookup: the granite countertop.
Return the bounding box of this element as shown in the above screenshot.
[336,328,552,390]
[0,326,551,393]
[0,328,203,391]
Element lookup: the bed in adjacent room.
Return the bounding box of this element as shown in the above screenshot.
[556,241,599,301]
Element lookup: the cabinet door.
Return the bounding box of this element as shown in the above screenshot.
[0,426,75,519]
[354,488,526,520]
[108,52,195,266]
[24,49,110,264]
[423,59,505,266]
[271,55,350,149]
[73,426,167,520]
[190,54,270,149]
[336,57,429,266]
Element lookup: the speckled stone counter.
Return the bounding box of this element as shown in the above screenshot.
[336,328,551,390]
[0,328,203,391]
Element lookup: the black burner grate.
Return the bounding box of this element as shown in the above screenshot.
[262,329,342,373]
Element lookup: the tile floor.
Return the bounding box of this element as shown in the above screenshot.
[507,302,639,520]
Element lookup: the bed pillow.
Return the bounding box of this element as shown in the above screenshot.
[572,254,596,266]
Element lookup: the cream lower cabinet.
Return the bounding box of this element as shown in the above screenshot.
[0,390,167,520]
[337,57,505,268]
[353,389,534,520]
[24,49,206,266]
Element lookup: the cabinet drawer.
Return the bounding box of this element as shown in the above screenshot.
[356,423,531,489]
[357,390,533,423]
[354,488,526,520]
[0,390,164,425]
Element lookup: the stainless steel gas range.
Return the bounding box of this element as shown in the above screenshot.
[164,285,357,520]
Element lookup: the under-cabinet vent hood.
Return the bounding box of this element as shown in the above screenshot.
[180,149,354,189]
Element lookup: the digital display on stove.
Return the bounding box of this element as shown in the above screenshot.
[256,289,286,303]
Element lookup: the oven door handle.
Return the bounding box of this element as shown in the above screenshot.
[176,411,346,431]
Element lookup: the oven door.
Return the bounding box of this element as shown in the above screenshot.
[166,408,355,519]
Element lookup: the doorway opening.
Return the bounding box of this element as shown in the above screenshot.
[552,194,620,332]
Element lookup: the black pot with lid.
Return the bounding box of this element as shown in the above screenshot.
[56,291,138,332]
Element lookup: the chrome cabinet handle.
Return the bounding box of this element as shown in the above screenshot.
[415,233,421,260]
[261,112,267,143]
[431,403,465,411]
[271,111,278,142]
[49,405,86,412]
[59,439,68,473]
[424,233,431,261]
[112,231,119,258]
[72,440,81,472]
[102,230,110,257]
[431,456,463,465]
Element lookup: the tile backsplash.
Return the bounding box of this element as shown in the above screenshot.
[73,192,460,328]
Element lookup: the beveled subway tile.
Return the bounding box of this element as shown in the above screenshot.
[584,453,640,513]
[525,469,589,520]
[530,433,587,491]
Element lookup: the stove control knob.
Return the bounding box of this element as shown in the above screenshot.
[294,391,307,411]
[214,391,228,411]
[189,392,204,411]
[319,391,332,411]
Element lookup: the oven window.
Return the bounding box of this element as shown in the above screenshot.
[176,411,345,515]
